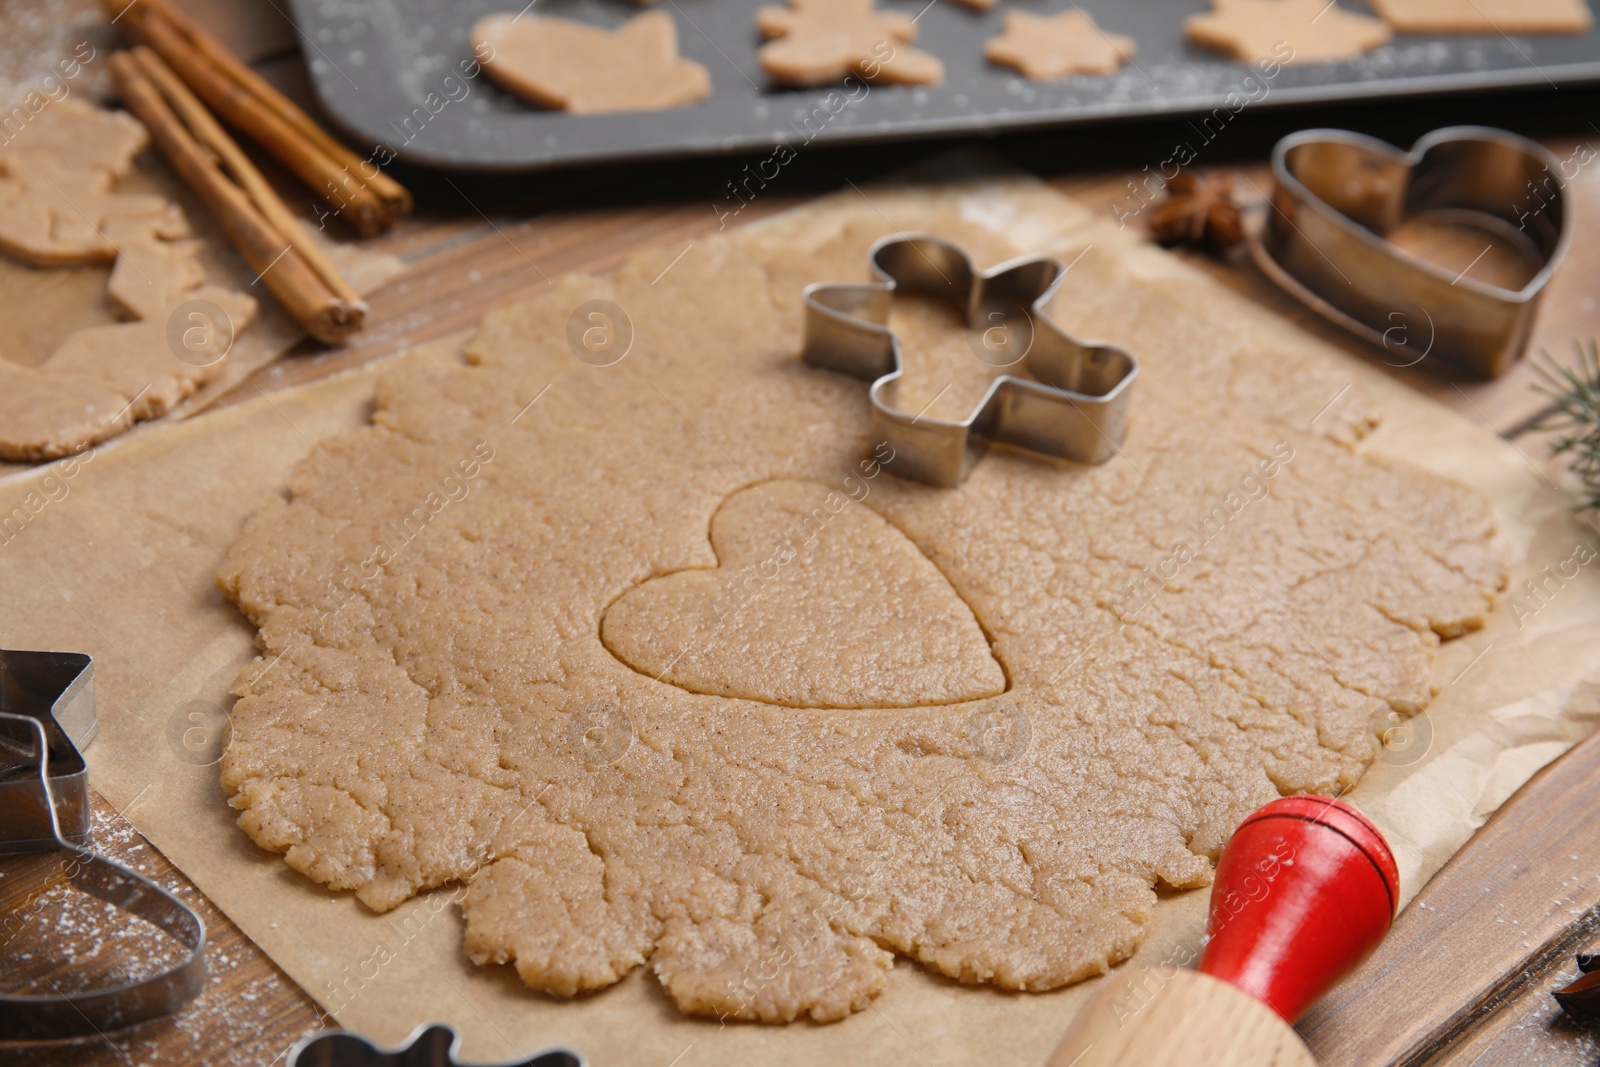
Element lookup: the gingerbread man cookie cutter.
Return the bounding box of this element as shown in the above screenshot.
[0,649,207,1039]
[802,234,1137,488]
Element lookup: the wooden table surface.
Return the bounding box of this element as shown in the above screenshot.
[3,2,1600,1064]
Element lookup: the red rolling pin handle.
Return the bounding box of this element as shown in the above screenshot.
[1197,795,1400,1024]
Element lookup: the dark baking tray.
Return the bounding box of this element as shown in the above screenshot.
[286,0,1600,171]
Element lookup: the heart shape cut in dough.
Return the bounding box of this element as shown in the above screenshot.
[601,479,1006,708]
[1254,126,1571,377]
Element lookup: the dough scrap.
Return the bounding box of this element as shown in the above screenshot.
[1186,0,1393,64]
[0,99,257,461]
[757,0,944,87]
[473,11,711,114]
[0,98,182,266]
[104,215,207,322]
[984,10,1137,80]
[0,284,258,460]
[217,200,1502,1023]
[1368,0,1592,32]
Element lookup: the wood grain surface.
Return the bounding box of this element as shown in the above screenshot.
[2,3,1600,1064]
[1300,728,1600,1067]
[2,794,323,1066]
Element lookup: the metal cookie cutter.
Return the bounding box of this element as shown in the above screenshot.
[802,234,1138,488]
[0,649,206,1040]
[1252,126,1572,378]
[288,1022,583,1067]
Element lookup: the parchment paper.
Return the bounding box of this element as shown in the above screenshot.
[2,159,1598,1066]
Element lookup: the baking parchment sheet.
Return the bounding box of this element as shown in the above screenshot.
[1,158,1598,1066]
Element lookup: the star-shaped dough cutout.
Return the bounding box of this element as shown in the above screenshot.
[756,0,944,87]
[472,11,711,114]
[1186,0,1392,64]
[985,10,1137,79]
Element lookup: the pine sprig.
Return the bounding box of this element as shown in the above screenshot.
[1532,339,1600,510]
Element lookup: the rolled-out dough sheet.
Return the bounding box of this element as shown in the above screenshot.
[214,164,1506,1023]
[0,156,1596,1065]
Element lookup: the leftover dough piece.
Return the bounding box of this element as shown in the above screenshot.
[0,98,182,266]
[217,199,1502,1023]
[0,95,150,181]
[1186,0,1393,63]
[472,11,711,114]
[104,215,206,322]
[0,284,256,460]
[0,150,183,267]
[1369,0,1592,32]
[602,480,1007,708]
[0,100,257,460]
[757,0,944,86]
[985,10,1137,79]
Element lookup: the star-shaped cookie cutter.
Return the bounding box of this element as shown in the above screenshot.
[803,234,1137,487]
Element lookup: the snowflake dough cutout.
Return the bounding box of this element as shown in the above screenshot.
[985,10,1137,80]
[756,0,945,87]
[473,11,711,114]
[0,98,257,460]
[1186,0,1392,64]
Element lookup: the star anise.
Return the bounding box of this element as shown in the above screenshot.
[1554,952,1600,1022]
[1149,171,1246,254]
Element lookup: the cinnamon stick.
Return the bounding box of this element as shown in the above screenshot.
[109,51,361,344]
[109,0,407,237]
[131,46,365,311]
[131,0,412,221]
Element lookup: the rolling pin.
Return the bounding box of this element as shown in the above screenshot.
[1046,795,1399,1067]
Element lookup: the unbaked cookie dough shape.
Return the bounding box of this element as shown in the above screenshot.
[757,0,945,86]
[602,479,1008,708]
[472,11,711,114]
[1186,0,1392,63]
[0,99,257,461]
[985,10,1137,79]
[1369,0,1592,32]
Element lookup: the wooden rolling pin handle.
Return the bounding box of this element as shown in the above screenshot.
[1046,796,1399,1067]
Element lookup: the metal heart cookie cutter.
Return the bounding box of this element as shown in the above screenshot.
[1252,125,1572,378]
[287,1022,584,1067]
[0,649,206,1040]
[802,234,1138,488]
